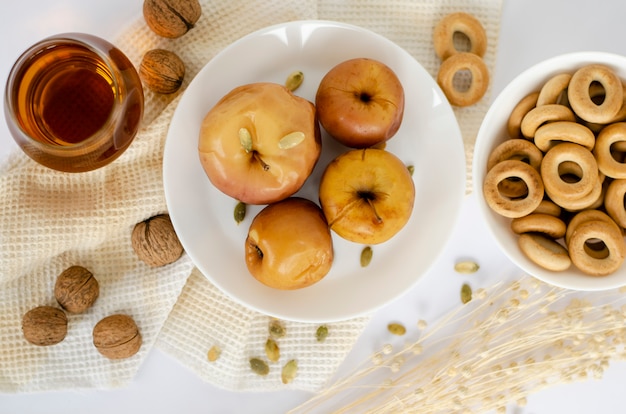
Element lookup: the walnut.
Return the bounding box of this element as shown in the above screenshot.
[131,214,184,267]
[54,265,99,313]
[143,0,201,38]
[93,314,142,359]
[22,306,68,346]
[139,49,185,94]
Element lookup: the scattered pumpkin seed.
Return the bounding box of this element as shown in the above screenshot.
[388,323,406,336]
[461,283,473,304]
[207,345,221,362]
[239,127,253,153]
[360,246,373,267]
[278,131,306,150]
[407,165,415,176]
[281,359,298,384]
[315,325,329,342]
[234,201,246,224]
[250,357,270,376]
[269,319,286,339]
[455,260,479,274]
[285,70,304,92]
[265,338,280,362]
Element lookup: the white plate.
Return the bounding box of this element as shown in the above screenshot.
[163,20,465,322]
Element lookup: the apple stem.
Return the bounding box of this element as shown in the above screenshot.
[366,199,383,224]
[253,151,270,171]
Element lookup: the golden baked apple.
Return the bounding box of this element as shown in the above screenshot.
[245,197,334,290]
[319,148,415,244]
[315,58,405,148]
[198,82,321,205]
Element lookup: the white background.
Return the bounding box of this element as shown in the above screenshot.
[2,1,626,413]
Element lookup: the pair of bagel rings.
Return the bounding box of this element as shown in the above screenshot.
[434,12,489,107]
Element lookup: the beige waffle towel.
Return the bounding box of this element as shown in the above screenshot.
[0,0,501,393]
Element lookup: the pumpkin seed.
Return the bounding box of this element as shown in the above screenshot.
[360,246,373,267]
[285,70,304,92]
[269,319,286,339]
[281,359,298,384]
[239,127,253,153]
[234,201,246,224]
[316,325,329,342]
[278,131,305,150]
[455,260,479,274]
[207,345,221,362]
[461,283,473,304]
[250,357,270,376]
[388,323,406,336]
[265,338,280,362]
[407,165,415,176]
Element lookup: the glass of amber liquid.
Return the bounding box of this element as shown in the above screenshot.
[4,33,144,172]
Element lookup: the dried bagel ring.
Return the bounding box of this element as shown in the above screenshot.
[533,199,562,217]
[605,179,626,228]
[433,12,487,60]
[567,64,623,124]
[594,122,626,179]
[518,233,571,272]
[507,92,539,139]
[511,213,567,239]
[536,73,572,106]
[540,142,598,201]
[437,52,489,107]
[483,159,544,218]
[565,209,620,247]
[520,104,576,139]
[546,175,603,212]
[567,219,626,276]
[533,121,595,152]
[486,138,543,171]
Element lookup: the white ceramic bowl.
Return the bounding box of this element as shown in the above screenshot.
[473,51,626,291]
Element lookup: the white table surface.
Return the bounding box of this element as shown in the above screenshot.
[2,1,626,413]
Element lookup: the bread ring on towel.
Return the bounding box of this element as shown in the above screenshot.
[536,73,572,106]
[568,64,623,124]
[518,233,571,272]
[533,199,562,217]
[594,122,626,179]
[534,121,595,152]
[507,92,539,139]
[520,104,576,139]
[567,219,626,276]
[565,209,620,247]
[483,159,544,218]
[437,52,489,107]
[511,213,567,239]
[604,178,626,228]
[541,142,599,201]
[433,12,487,60]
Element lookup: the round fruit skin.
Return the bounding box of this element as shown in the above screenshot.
[319,148,415,244]
[245,197,333,290]
[315,58,405,148]
[198,82,321,205]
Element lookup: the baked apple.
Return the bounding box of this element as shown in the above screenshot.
[198,82,321,205]
[319,148,414,244]
[315,58,405,148]
[245,197,333,290]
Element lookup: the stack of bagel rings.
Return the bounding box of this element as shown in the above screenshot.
[434,12,489,107]
[483,63,626,276]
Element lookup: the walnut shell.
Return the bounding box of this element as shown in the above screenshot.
[139,49,185,94]
[143,0,201,38]
[22,306,68,346]
[54,265,99,313]
[132,214,184,267]
[93,314,142,359]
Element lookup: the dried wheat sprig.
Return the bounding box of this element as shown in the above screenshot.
[290,277,626,414]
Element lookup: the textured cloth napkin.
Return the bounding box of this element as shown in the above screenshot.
[0,0,502,394]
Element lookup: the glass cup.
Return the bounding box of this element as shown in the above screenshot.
[4,33,144,172]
